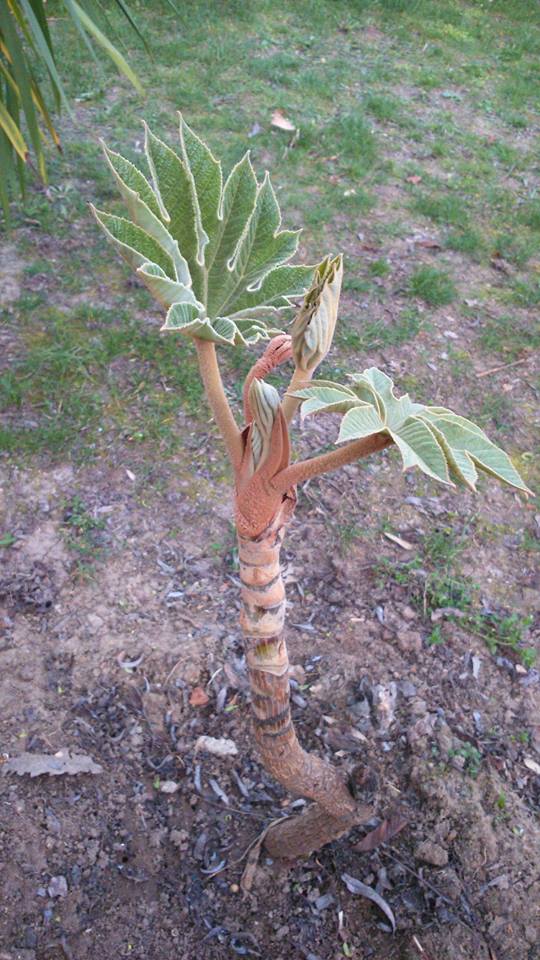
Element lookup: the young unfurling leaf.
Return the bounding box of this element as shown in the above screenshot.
[291,254,343,373]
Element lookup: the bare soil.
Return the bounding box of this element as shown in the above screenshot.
[1,449,539,960]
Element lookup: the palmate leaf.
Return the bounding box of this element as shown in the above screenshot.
[290,368,532,496]
[93,114,313,346]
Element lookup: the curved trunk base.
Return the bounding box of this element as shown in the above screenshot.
[263,799,373,861]
[237,506,372,859]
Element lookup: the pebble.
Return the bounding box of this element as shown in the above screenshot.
[159,780,179,794]
[170,829,189,850]
[47,875,68,898]
[314,893,335,911]
[397,630,422,654]
[401,606,417,622]
[415,840,448,867]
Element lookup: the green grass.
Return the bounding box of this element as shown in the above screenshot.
[478,314,540,360]
[412,193,465,226]
[62,495,106,576]
[445,228,484,256]
[409,266,457,306]
[376,524,535,667]
[518,201,540,232]
[0,304,203,458]
[364,93,403,123]
[337,307,422,352]
[1,0,539,499]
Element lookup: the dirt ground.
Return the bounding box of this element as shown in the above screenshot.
[2,3,540,955]
[1,442,539,960]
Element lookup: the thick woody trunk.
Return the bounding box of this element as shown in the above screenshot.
[238,506,372,860]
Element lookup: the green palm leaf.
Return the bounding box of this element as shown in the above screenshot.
[0,0,153,224]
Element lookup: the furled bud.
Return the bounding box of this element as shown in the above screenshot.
[248,378,281,471]
[291,254,343,373]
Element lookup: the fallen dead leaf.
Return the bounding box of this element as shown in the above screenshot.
[271,109,295,132]
[341,873,396,932]
[189,686,210,707]
[355,809,408,852]
[406,175,422,184]
[524,757,540,776]
[240,815,290,895]
[415,238,442,249]
[2,749,102,778]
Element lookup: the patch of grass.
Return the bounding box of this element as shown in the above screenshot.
[409,265,456,306]
[518,200,540,232]
[0,305,203,459]
[338,306,422,352]
[62,495,106,575]
[364,93,402,123]
[413,193,465,226]
[520,530,540,553]
[377,524,535,668]
[322,111,378,177]
[449,743,483,778]
[476,392,514,435]
[479,313,540,360]
[427,625,445,646]
[368,258,391,277]
[445,227,484,256]
[0,533,17,548]
[510,278,540,307]
[468,611,536,669]
[492,231,540,268]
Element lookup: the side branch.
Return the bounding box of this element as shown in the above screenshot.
[195,338,243,471]
[271,432,393,494]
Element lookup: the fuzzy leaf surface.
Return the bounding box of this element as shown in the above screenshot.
[94,115,313,346]
[293,369,531,495]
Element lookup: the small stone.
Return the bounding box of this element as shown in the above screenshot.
[48,875,68,898]
[401,606,417,622]
[159,780,179,794]
[397,631,422,654]
[372,682,397,734]
[399,680,417,699]
[86,613,104,634]
[288,663,306,684]
[415,840,448,867]
[314,893,335,911]
[170,829,189,850]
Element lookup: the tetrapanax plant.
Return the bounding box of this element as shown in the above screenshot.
[93,115,531,859]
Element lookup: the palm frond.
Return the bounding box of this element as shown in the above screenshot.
[0,0,152,225]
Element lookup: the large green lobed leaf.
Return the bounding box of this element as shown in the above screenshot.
[93,114,313,346]
[290,368,532,496]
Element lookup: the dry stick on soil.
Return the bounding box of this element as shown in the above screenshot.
[93,117,532,861]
